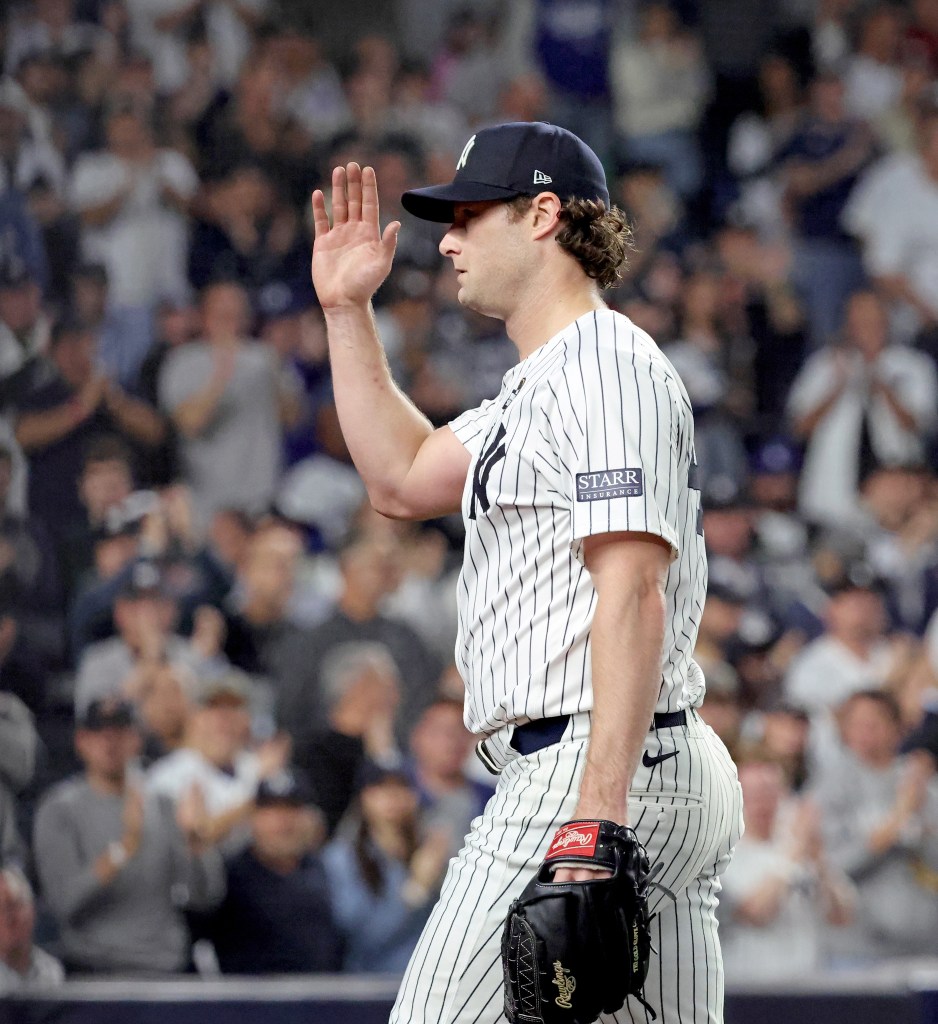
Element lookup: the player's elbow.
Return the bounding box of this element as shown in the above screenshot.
[367,485,418,521]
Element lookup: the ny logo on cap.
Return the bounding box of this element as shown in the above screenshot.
[533,170,553,185]
[456,135,476,171]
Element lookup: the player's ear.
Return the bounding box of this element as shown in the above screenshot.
[529,192,562,239]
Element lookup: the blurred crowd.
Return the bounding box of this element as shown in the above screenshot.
[2,0,938,994]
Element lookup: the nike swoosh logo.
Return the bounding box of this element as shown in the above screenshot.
[642,749,679,768]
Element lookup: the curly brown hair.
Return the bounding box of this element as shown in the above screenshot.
[507,196,634,290]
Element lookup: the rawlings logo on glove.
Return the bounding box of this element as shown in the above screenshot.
[502,820,657,1024]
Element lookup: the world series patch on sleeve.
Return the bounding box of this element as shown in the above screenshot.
[501,820,657,1024]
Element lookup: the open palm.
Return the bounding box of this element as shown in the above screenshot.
[311,162,400,309]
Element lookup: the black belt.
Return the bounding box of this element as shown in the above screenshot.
[510,709,686,757]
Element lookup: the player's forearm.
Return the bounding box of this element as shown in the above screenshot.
[576,580,666,822]
[323,303,435,515]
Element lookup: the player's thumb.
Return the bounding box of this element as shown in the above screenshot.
[382,221,401,253]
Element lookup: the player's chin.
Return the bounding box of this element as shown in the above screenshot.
[457,286,501,319]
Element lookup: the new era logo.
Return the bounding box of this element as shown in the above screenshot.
[533,169,552,185]
[576,468,644,502]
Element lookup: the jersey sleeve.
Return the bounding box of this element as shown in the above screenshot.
[448,397,500,458]
[550,334,683,556]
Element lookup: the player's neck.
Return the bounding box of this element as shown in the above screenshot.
[505,273,606,361]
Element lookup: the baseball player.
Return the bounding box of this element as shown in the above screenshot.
[311,122,743,1024]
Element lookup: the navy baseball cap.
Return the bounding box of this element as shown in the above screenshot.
[401,122,609,224]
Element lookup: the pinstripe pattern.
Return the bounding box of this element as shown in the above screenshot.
[389,713,743,1024]
[391,309,740,1024]
[449,310,707,735]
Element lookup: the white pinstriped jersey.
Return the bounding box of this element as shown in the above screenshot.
[449,308,707,737]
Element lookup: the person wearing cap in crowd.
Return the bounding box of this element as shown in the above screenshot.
[195,768,342,974]
[784,568,920,778]
[784,569,914,720]
[146,668,292,852]
[321,764,452,974]
[13,316,166,539]
[0,865,64,994]
[32,697,225,975]
[311,120,741,1021]
[73,557,227,711]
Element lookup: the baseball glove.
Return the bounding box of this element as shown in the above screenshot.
[502,820,656,1024]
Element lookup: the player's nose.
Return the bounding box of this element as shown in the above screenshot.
[439,229,461,259]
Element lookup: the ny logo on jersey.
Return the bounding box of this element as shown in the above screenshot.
[469,423,507,520]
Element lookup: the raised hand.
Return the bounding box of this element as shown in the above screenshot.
[310,163,400,310]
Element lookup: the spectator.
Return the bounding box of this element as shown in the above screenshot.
[322,767,451,973]
[788,289,937,527]
[755,702,813,792]
[817,690,938,960]
[778,72,876,348]
[383,526,459,664]
[147,669,291,850]
[222,520,310,682]
[127,658,195,765]
[0,692,38,866]
[0,257,51,414]
[663,272,751,498]
[124,0,269,95]
[610,2,709,198]
[0,441,63,696]
[0,866,64,994]
[68,261,154,392]
[0,77,67,197]
[158,280,302,525]
[198,769,342,973]
[4,0,105,75]
[73,558,224,710]
[13,319,166,538]
[294,641,403,835]
[533,0,614,165]
[57,434,135,598]
[720,755,853,982]
[32,697,225,974]
[727,52,805,237]
[844,4,906,122]
[69,102,198,308]
[407,698,490,855]
[784,577,912,720]
[187,163,311,295]
[843,105,938,344]
[277,526,441,742]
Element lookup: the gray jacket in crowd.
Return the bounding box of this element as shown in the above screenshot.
[816,753,938,959]
[33,778,224,973]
